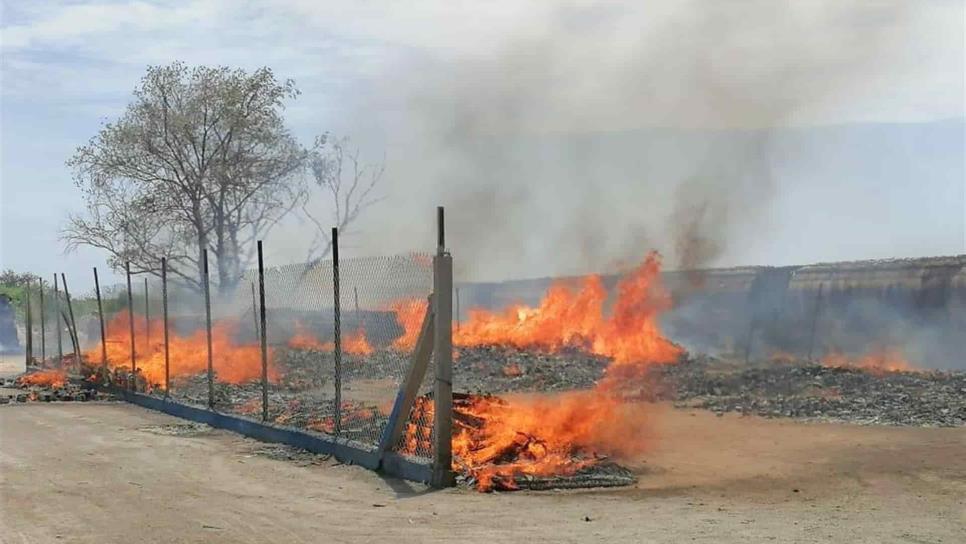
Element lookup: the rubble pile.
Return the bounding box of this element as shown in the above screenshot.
[442,346,966,427]
[454,345,608,393]
[658,356,966,427]
[1,371,109,403]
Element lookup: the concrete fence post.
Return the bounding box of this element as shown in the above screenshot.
[431,206,454,488]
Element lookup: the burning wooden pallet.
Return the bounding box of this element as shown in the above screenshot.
[403,392,639,492]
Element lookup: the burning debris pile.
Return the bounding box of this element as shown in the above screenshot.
[402,393,639,491]
[2,369,105,403]
[65,246,964,492]
[396,252,681,491]
[447,347,966,428]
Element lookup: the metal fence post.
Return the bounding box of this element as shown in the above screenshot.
[250,281,260,339]
[53,273,63,362]
[24,281,33,366]
[94,267,107,368]
[61,274,80,369]
[257,241,268,422]
[161,258,170,396]
[203,249,214,409]
[331,227,342,435]
[39,280,46,362]
[432,206,454,488]
[126,262,135,389]
[354,286,360,322]
[144,277,150,352]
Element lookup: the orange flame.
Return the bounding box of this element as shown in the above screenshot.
[89,312,278,387]
[288,322,328,350]
[391,298,428,351]
[17,369,68,389]
[285,321,373,355]
[343,328,374,356]
[406,252,681,490]
[455,251,681,367]
[821,346,914,374]
[769,350,798,364]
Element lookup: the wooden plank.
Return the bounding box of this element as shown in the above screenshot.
[377,297,434,453]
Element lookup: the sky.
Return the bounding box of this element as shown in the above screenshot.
[1,0,964,291]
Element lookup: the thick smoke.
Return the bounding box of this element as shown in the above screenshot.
[343,1,930,281]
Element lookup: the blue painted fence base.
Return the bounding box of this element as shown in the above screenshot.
[117,390,434,484]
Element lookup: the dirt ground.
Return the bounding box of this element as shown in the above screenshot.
[0,403,962,544]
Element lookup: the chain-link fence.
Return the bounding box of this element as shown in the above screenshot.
[249,253,435,455]
[11,210,454,485]
[66,250,438,463]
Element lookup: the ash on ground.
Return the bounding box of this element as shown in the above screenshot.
[450,346,965,427]
[154,347,396,446]
[454,345,609,393]
[658,356,966,427]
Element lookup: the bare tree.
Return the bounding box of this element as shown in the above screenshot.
[302,135,383,264]
[64,62,306,294]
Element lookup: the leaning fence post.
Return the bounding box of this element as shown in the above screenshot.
[53,273,63,362]
[39,280,46,362]
[431,206,454,488]
[331,227,342,435]
[161,258,170,397]
[203,249,214,409]
[257,241,268,422]
[126,262,136,389]
[93,267,107,369]
[61,273,81,370]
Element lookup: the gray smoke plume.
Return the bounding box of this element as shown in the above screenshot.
[320,1,942,281]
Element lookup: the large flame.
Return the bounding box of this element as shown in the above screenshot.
[90,312,277,387]
[407,252,682,490]
[454,252,681,367]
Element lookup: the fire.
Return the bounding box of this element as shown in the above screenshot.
[454,252,681,367]
[821,347,914,374]
[391,298,428,350]
[285,322,373,355]
[17,369,68,389]
[89,312,278,388]
[288,322,327,350]
[403,391,653,491]
[501,362,523,377]
[405,252,681,490]
[769,350,798,364]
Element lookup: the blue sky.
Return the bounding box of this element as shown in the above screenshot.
[1,1,964,289]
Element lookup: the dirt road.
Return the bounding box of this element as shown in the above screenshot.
[1,403,963,543]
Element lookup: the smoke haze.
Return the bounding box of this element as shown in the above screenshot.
[286,0,961,281]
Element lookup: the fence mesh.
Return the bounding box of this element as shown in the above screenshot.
[256,253,435,455]
[67,251,436,462]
